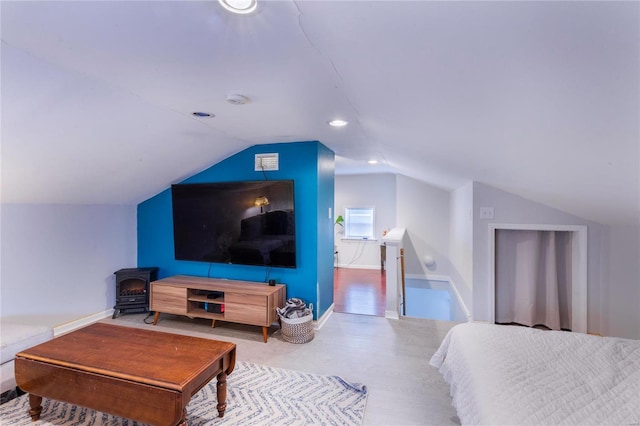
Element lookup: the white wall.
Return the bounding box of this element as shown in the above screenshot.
[334,174,638,339]
[335,173,451,275]
[604,224,640,339]
[448,182,474,314]
[396,174,450,277]
[334,174,396,269]
[0,204,136,323]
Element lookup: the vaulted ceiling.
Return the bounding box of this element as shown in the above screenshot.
[2,1,638,225]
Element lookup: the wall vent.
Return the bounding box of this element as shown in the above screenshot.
[255,153,279,171]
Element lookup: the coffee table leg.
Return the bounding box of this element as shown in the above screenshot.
[28,394,43,421]
[177,407,188,426]
[216,371,228,417]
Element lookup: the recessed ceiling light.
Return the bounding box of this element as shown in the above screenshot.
[219,0,257,14]
[329,119,348,127]
[192,112,214,118]
[367,159,379,165]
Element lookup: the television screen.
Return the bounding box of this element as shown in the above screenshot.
[171,180,296,268]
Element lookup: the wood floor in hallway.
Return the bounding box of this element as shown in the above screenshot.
[333,267,385,316]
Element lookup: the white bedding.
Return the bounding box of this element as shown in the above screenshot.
[430,322,640,425]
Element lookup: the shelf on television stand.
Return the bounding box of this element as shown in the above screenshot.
[150,275,286,343]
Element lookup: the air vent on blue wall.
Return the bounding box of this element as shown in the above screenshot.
[255,153,279,171]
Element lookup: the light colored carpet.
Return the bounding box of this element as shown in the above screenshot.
[0,361,368,425]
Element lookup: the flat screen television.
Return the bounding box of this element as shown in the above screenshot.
[171,180,296,268]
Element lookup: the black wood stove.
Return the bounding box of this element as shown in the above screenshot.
[113,267,158,319]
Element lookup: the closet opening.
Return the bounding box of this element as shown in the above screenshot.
[488,224,587,333]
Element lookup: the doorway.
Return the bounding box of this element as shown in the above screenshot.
[488,224,588,333]
[333,268,385,316]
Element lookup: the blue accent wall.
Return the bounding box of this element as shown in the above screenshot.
[316,143,335,315]
[137,141,335,318]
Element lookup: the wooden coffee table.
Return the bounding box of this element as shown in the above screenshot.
[14,322,236,426]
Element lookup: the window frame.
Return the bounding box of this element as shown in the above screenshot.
[343,206,376,240]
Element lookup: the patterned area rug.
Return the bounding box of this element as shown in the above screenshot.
[0,361,368,425]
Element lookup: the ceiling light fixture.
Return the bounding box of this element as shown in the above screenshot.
[329,119,348,127]
[219,0,257,14]
[367,159,379,165]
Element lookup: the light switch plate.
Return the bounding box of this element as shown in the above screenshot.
[479,207,495,219]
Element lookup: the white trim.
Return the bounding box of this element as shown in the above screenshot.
[53,309,114,336]
[488,223,588,333]
[314,303,334,330]
[343,206,376,239]
[382,228,405,244]
[381,228,406,319]
[385,310,400,320]
[404,273,451,282]
[425,274,451,282]
[449,277,472,322]
[335,263,380,270]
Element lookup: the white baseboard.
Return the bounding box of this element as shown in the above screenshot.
[314,303,334,330]
[335,264,381,270]
[53,309,114,336]
[448,278,472,322]
[405,273,450,282]
[385,310,400,320]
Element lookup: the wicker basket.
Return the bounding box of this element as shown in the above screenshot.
[279,304,314,344]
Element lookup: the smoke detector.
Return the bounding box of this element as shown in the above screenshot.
[226,94,250,105]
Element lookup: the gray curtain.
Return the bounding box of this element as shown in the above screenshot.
[495,230,572,331]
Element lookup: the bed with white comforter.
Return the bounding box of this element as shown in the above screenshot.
[430,322,640,425]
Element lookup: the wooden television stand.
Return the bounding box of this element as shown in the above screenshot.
[150,275,286,343]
